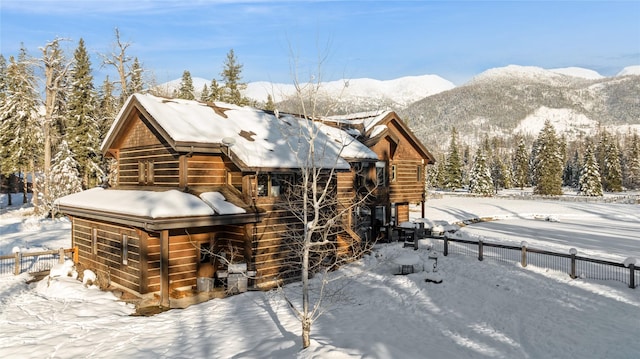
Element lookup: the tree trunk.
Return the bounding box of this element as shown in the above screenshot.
[43,122,51,198]
[30,159,38,208]
[302,319,311,349]
[21,170,27,204]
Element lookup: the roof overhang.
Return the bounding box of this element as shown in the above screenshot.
[58,204,264,232]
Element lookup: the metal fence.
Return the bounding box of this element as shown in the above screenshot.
[0,248,77,276]
[432,236,638,289]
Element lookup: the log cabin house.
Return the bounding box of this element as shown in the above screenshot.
[56,93,435,307]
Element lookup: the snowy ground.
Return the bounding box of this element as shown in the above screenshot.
[1,192,639,358]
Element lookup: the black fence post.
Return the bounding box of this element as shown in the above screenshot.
[443,237,448,256]
[478,240,483,261]
[570,248,577,279]
[630,263,635,289]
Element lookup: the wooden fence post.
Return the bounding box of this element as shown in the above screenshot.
[521,241,527,267]
[569,248,577,279]
[478,240,483,261]
[14,251,21,275]
[58,248,65,264]
[73,246,79,263]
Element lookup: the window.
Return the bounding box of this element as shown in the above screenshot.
[271,174,292,196]
[391,165,397,182]
[138,161,154,185]
[376,161,387,187]
[122,234,128,265]
[257,174,269,197]
[417,165,422,182]
[257,173,293,197]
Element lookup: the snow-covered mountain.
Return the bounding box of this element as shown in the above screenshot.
[245,74,455,107]
[403,64,640,151]
[158,74,454,111]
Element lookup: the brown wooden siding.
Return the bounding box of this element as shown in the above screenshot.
[389,160,425,203]
[118,145,180,187]
[187,155,226,187]
[396,203,410,223]
[72,217,142,294]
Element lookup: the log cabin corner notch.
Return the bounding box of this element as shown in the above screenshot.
[56,93,435,305]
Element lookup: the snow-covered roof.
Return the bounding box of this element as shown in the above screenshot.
[103,94,378,170]
[322,110,392,134]
[55,187,246,219]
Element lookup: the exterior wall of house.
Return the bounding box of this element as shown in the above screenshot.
[71,216,144,294]
[117,112,181,187]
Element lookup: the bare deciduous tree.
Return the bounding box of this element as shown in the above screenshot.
[40,38,72,207]
[275,49,377,349]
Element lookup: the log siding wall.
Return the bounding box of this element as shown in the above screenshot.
[72,217,142,293]
[118,145,180,187]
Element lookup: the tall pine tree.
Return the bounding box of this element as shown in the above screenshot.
[220,49,248,105]
[532,120,563,195]
[66,38,100,189]
[625,132,640,189]
[513,137,530,189]
[445,127,463,190]
[0,47,42,203]
[177,70,195,100]
[469,148,494,196]
[603,137,623,192]
[97,76,119,186]
[578,141,603,196]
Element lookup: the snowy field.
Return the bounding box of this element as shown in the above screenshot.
[1,193,639,358]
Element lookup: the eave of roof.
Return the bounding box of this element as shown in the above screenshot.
[58,205,264,231]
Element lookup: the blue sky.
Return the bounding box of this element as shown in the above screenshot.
[1,0,639,86]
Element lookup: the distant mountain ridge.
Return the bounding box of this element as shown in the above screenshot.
[401,65,640,152]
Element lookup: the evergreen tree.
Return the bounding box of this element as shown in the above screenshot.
[220,49,248,105]
[563,149,581,188]
[66,38,100,189]
[489,156,503,191]
[97,76,119,186]
[603,138,623,192]
[0,47,42,203]
[200,84,210,102]
[625,132,640,189]
[445,127,463,190]
[513,137,529,189]
[209,78,222,101]
[469,148,494,196]
[532,120,563,195]
[0,55,7,102]
[578,142,602,196]
[0,54,9,203]
[265,94,275,111]
[177,70,195,100]
[41,140,82,217]
[129,57,144,94]
[433,154,447,189]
